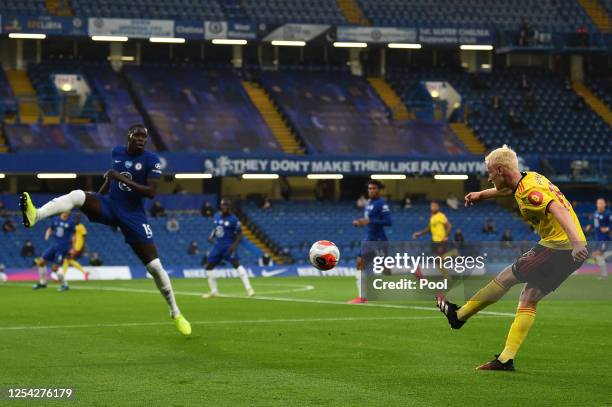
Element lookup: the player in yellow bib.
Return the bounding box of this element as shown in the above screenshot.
[413,201,453,278]
[62,214,90,281]
[436,145,588,371]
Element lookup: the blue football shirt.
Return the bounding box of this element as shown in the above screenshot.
[109,146,162,211]
[212,213,241,246]
[364,197,392,241]
[50,216,76,247]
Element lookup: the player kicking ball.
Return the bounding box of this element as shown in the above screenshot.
[33,211,75,292]
[19,124,191,336]
[436,145,588,370]
[202,199,255,298]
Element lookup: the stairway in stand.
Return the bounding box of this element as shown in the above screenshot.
[242,81,304,154]
[449,122,486,154]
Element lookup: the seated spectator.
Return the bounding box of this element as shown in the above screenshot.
[482,218,496,234]
[502,229,514,243]
[262,197,272,210]
[21,240,35,258]
[491,94,503,110]
[573,95,586,112]
[89,252,103,266]
[402,193,412,209]
[454,228,465,243]
[188,240,199,255]
[166,217,180,233]
[0,201,7,218]
[519,18,536,46]
[519,74,531,90]
[507,108,528,133]
[446,193,459,210]
[258,253,275,267]
[149,201,166,218]
[201,201,215,218]
[280,176,292,201]
[356,193,367,209]
[2,217,16,233]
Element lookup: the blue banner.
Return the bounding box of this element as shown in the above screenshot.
[418,27,493,45]
[0,152,494,175]
[174,19,204,39]
[1,15,87,36]
[336,26,417,43]
[204,20,256,40]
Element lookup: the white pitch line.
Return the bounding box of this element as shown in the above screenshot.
[0,316,446,331]
[69,285,515,317]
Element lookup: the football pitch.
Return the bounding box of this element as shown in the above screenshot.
[1,277,610,406]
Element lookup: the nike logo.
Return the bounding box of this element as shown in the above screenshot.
[261,268,287,277]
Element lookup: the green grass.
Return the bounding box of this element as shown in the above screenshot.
[1,277,611,406]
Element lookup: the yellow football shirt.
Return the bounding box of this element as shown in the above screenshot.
[73,224,87,251]
[514,172,585,249]
[429,212,449,242]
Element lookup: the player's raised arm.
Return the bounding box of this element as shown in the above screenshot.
[548,201,589,261]
[464,188,512,206]
[44,226,52,241]
[105,170,158,199]
[98,176,110,195]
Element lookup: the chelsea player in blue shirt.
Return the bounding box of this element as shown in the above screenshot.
[350,180,392,303]
[33,211,75,292]
[587,198,611,279]
[203,199,255,298]
[19,124,191,336]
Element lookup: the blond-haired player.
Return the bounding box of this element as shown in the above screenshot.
[436,145,588,371]
[62,213,90,281]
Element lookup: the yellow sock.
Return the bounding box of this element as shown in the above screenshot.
[61,259,69,274]
[457,278,510,321]
[498,307,536,363]
[68,259,86,275]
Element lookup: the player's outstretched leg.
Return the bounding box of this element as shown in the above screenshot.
[145,258,191,336]
[131,243,191,336]
[19,190,86,228]
[436,269,515,329]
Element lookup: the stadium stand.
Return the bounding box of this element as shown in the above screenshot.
[0,0,48,16]
[358,0,597,32]
[584,73,612,109]
[70,0,225,20]
[125,64,283,153]
[259,67,468,155]
[0,69,17,120]
[387,66,612,154]
[0,194,262,268]
[243,200,537,265]
[241,0,346,25]
[70,0,345,23]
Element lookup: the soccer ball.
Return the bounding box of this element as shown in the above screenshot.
[309,240,340,270]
